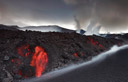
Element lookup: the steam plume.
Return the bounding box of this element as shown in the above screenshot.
[93,25,101,35]
[64,0,128,33]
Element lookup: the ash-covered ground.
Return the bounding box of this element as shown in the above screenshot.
[0,25,124,82]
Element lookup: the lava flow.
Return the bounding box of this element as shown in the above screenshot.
[73,53,78,58]
[88,37,104,49]
[30,46,48,77]
[16,45,48,78]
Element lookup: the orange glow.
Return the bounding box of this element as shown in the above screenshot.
[30,46,48,77]
[73,53,78,58]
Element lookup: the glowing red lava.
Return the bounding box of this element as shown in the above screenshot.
[30,46,48,77]
[88,37,105,49]
[73,53,78,58]
[16,44,48,77]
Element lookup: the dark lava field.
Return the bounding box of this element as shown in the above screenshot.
[0,25,126,82]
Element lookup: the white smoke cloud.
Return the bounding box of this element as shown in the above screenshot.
[92,25,101,35]
[63,0,128,33]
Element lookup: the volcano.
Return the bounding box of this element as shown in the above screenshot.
[0,25,126,82]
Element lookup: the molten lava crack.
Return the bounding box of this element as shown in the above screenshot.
[16,45,48,77]
[30,46,48,77]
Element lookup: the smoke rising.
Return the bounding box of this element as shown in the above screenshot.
[64,0,128,33]
[74,16,80,30]
[93,25,101,35]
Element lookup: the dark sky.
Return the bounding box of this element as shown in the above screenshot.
[0,0,128,33]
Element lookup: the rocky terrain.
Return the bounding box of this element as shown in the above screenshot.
[0,25,124,82]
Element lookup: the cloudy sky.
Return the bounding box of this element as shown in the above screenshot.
[0,0,128,33]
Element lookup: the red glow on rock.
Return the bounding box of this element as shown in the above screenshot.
[88,37,105,49]
[11,59,15,63]
[16,44,48,78]
[73,53,78,58]
[99,44,104,48]
[18,70,22,76]
[18,70,28,78]
[17,44,30,57]
[88,37,96,46]
[30,46,48,77]
[11,58,21,66]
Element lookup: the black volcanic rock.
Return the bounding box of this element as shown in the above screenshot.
[0,29,123,82]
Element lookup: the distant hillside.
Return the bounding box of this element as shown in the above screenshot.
[19,25,75,33]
